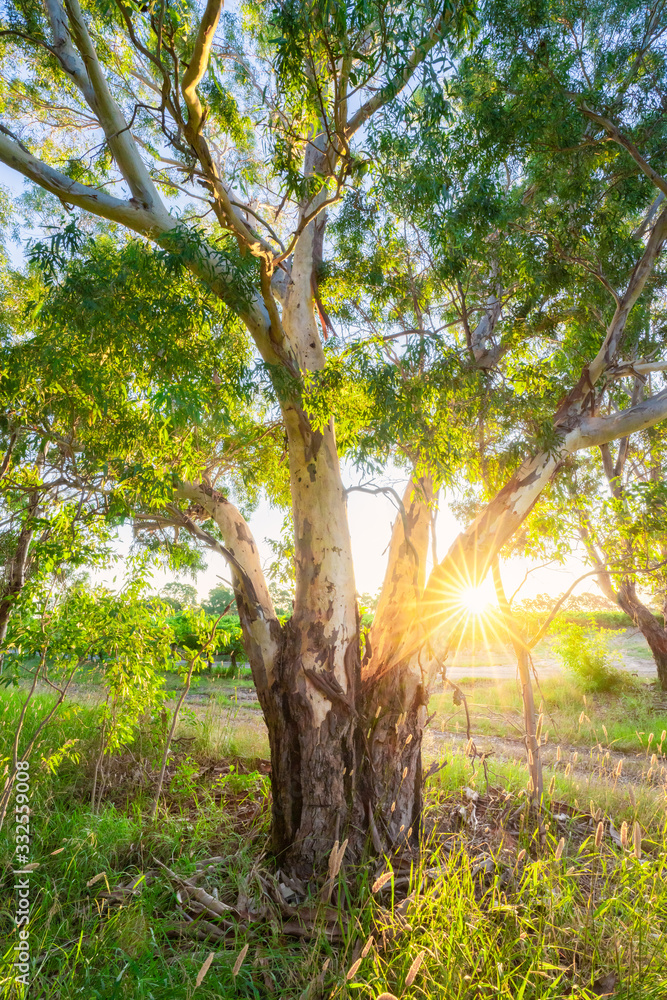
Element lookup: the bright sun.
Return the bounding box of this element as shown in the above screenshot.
[458,585,491,616]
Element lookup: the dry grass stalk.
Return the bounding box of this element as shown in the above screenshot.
[405,950,426,989]
[633,822,642,860]
[548,776,555,796]
[360,935,374,958]
[322,837,349,902]
[232,943,249,977]
[595,822,604,848]
[620,821,628,847]
[86,871,107,888]
[195,952,215,988]
[372,871,393,893]
[327,840,340,878]
[554,838,565,860]
[346,958,362,981]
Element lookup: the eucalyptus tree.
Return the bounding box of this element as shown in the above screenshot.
[3,0,667,876]
[557,418,667,689]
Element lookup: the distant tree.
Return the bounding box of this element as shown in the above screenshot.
[201,584,236,617]
[161,581,199,611]
[268,583,294,618]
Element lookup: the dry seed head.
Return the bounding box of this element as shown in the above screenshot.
[405,950,426,989]
[361,935,374,958]
[528,749,534,765]
[195,952,215,989]
[402,767,408,780]
[557,746,562,762]
[332,839,348,879]
[633,822,642,860]
[536,713,544,741]
[651,753,658,766]
[662,730,666,742]
[590,800,595,818]
[390,801,396,813]
[573,752,578,764]
[596,808,602,822]
[527,777,534,794]
[346,958,362,981]
[517,849,526,863]
[620,821,628,847]
[555,838,565,860]
[375,705,382,718]
[232,943,249,978]
[602,724,608,742]
[628,786,636,809]
[549,776,556,796]
[595,821,604,848]
[405,734,413,746]
[648,733,654,748]
[407,827,412,838]
[376,994,399,1000]
[372,871,393,893]
[579,711,585,726]
[565,763,571,777]
[327,840,340,879]
[616,760,623,777]
[465,737,473,755]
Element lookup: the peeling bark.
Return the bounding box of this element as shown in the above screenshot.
[360,477,435,853]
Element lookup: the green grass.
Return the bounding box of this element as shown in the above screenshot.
[2,685,667,999]
[431,674,667,753]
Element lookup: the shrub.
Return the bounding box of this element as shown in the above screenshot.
[552,622,627,692]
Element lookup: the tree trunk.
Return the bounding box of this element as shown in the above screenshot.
[0,487,39,645]
[616,580,667,690]
[579,522,667,691]
[492,560,543,802]
[361,476,435,852]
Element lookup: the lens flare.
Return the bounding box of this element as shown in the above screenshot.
[458,585,492,617]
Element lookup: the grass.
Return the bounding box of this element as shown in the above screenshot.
[431,674,667,753]
[1,676,667,1000]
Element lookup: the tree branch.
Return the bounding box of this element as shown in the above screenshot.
[181,0,222,134]
[346,11,450,136]
[574,389,667,449]
[577,102,667,198]
[62,0,165,211]
[0,129,166,232]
